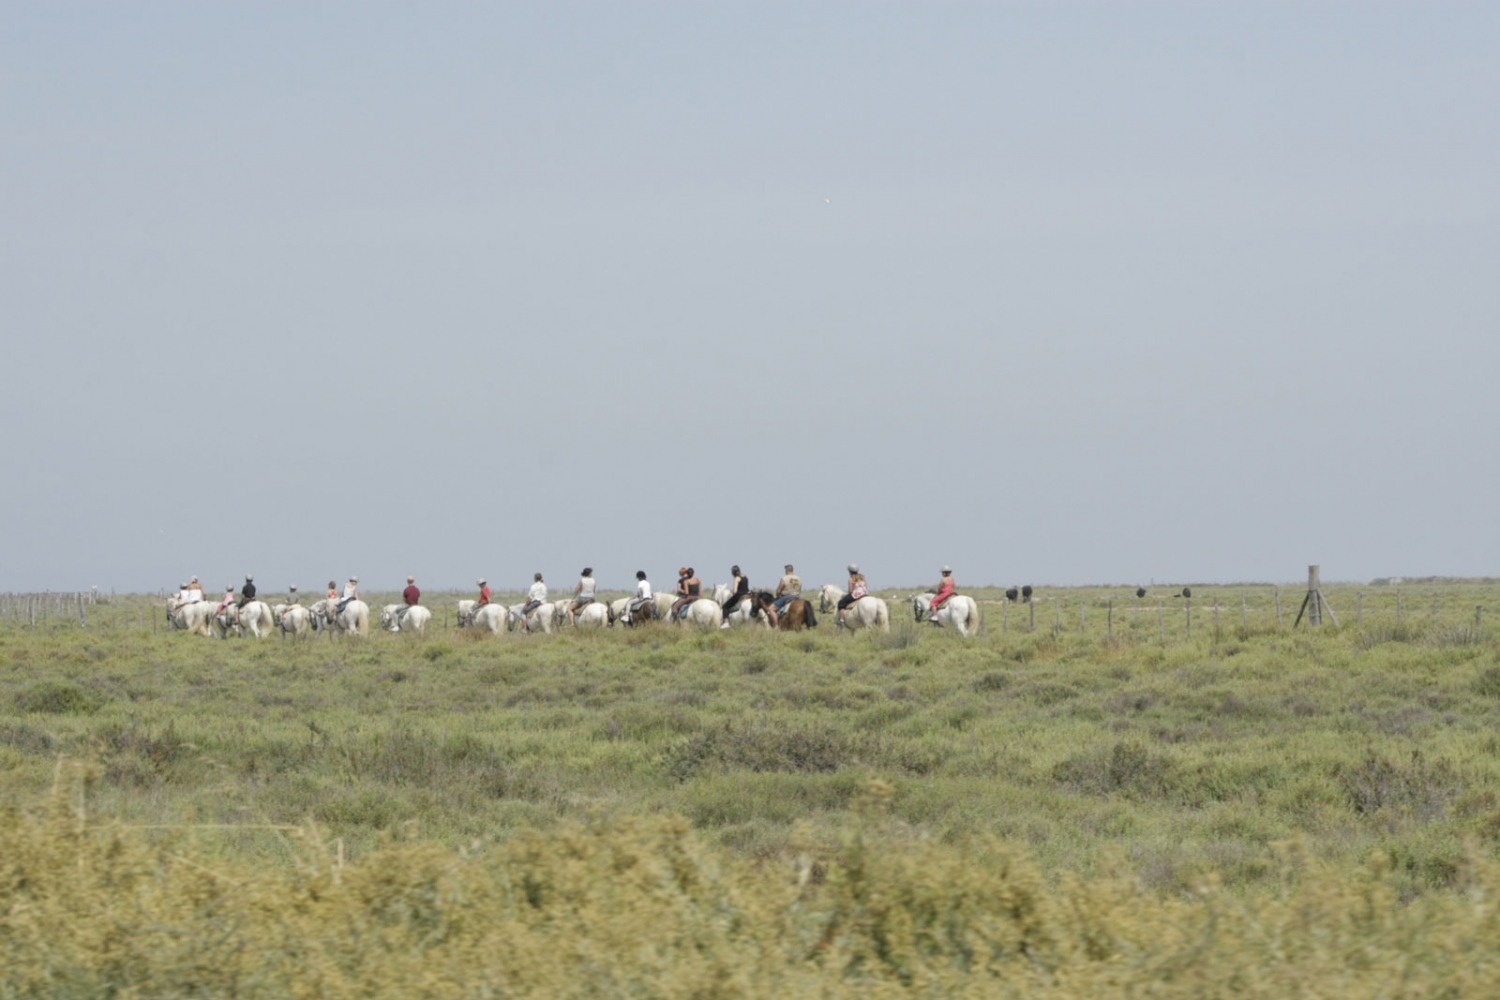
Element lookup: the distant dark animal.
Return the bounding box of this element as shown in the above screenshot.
[1004,587,1019,603]
[1136,587,1147,599]
[1021,585,1033,603]
[1175,587,1192,599]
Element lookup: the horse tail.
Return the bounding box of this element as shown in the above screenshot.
[875,599,890,632]
[804,600,817,629]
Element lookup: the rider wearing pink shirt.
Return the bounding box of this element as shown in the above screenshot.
[929,566,956,620]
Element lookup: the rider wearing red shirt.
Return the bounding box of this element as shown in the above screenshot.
[929,566,955,620]
[402,577,420,606]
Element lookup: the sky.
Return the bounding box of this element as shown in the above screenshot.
[2,1,1497,594]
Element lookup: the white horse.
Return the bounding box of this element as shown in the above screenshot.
[212,601,270,639]
[818,584,846,614]
[507,601,556,634]
[457,600,506,633]
[562,602,610,628]
[236,601,274,639]
[666,598,723,629]
[381,604,432,633]
[711,584,771,629]
[912,593,981,636]
[836,596,890,632]
[311,598,370,635]
[210,603,240,638]
[166,598,214,636]
[273,604,312,638]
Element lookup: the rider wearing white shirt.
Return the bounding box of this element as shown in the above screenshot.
[623,571,652,623]
[522,573,547,617]
[567,568,597,626]
[337,577,359,614]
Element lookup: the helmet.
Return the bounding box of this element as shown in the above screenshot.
[477,578,486,586]
[941,565,951,574]
[245,575,254,582]
[847,564,859,574]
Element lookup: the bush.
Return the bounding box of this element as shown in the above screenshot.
[662,720,866,781]
[1334,750,1461,819]
[15,681,104,715]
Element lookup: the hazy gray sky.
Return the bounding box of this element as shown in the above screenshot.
[4,2,1496,594]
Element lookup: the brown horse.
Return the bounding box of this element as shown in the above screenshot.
[776,596,817,631]
[616,596,656,626]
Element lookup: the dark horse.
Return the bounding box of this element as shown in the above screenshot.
[616,597,656,627]
[756,592,817,631]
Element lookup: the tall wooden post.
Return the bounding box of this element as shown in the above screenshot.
[1294,565,1338,627]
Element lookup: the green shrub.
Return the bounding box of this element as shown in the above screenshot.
[15,680,103,715]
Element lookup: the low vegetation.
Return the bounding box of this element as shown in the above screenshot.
[2,582,1499,994]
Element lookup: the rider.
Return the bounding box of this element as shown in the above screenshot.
[568,568,596,626]
[623,570,652,624]
[172,582,191,610]
[216,585,237,617]
[928,566,956,621]
[476,578,491,608]
[521,573,547,619]
[836,564,868,627]
[237,575,256,609]
[670,567,700,620]
[395,575,420,629]
[719,565,750,628]
[337,577,359,615]
[186,578,205,604]
[773,564,802,616]
[287,585,300,606]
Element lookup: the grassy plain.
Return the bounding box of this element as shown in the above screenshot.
[3,581,1500,995]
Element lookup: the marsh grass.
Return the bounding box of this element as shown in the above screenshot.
[4,585,1500,990]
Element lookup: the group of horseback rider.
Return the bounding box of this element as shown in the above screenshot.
[172,564,964,630]
[171,575,256,614]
